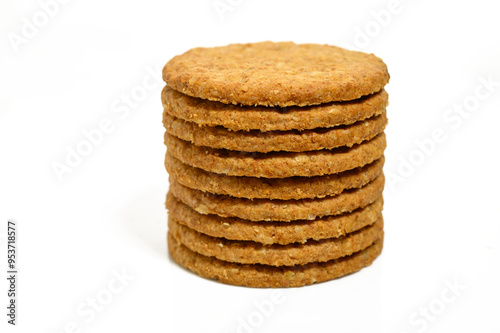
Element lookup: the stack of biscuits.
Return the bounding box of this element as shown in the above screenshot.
[162,42,389,288]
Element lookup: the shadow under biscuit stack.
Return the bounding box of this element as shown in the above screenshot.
[162,42,390,288]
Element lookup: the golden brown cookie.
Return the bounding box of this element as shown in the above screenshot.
[168,174,384,222]
[163,42,389,107]
[169,216,383,266]
[168,233,384,288]
[166,194,383,245]
[165,133,386,178]
[162,86,388,132]
[163,112,387,153]
[165,153,384,200]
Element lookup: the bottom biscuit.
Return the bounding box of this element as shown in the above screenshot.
[167,233,383,288]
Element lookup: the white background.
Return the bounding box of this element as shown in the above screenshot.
[1,0,499,332]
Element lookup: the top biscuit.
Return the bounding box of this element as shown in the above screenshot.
[163,41,389,107]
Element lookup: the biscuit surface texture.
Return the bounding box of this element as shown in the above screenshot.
[168,173,384,222]
[165,154,384,200]
[163,112,387,153]
[163,42,389,106]
[169,217,383,266]
[165,133,386,178]
[168,233,383,288]
[166,194,383,244]
[162,86,388,132]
